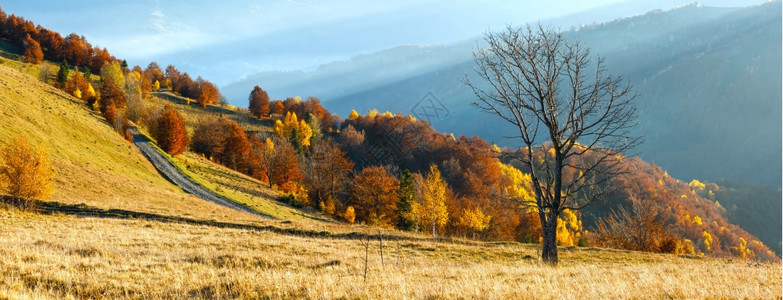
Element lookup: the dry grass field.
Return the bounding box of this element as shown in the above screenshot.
[0,208,780,299]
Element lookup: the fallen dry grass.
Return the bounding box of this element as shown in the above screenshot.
[0,208,779,299]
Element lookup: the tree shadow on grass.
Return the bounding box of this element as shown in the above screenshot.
[0,196,446,244]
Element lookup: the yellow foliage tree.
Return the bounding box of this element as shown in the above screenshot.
[273,120,285,137]
[153,80,160,92]
[556,209,583,246]
[688,179,706,190]
[367,109,379,119]
[297,120,312,147]
[0,136,55,207]
[702,231,713,252]
[457,206,491,237]
[415,164,450,237]
[344,206,356,224]
[273,112,312,148]
[348,109,359,120]
[692,215,703,226]
[100,60,125,91]
[497,162,536,208]
[73,88,81,99]
[86,83,96,98]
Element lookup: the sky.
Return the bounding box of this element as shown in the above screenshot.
[0,0,767,85]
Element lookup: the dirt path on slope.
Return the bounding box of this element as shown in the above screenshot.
[129,127,271,219]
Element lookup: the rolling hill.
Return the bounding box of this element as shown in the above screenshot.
[223,2,782,188]
[0,62,260,223]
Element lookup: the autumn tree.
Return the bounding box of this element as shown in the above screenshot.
[190,116,227,160]
[63,33,87,67]
[197,77,220,108]
[100,60,125,95]
[465,24,640,264]
[349,166,399,227]
[22,34,43,64]
[271,100,285,115]
[65,71,90,100]
[395,169,417,231]
[456,205,492,238]
[155,105,190,155]
[0,136,55,208]
[255,138,301,190]
[144,62,165,87]
[303,140,354,214]
[248,85,270,118]
[274,112,313,149]
[218,121,251,172]
[414,164,450,237]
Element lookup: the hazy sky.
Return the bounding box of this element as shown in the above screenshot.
[0,0,767,84]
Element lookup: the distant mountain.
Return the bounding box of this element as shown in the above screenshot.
[221,43,475,103]
[224,2,781,187]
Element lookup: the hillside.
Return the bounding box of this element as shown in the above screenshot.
[224,2,782,188]
[0,63,267,224]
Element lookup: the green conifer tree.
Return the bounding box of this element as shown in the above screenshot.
[396,169,417,231]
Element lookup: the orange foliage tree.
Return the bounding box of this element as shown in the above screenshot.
[303,140,354,215]
[254,138,301,190]
[22,34,43,64]
[65,72,90,101]
[155,105,189,155]
[218,121,251,172]
[248,85,270,118]
[349,166,399,227]
[197,77,220,108]
[271,100,285,115]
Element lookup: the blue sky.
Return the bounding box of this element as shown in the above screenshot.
[0,0,766,84]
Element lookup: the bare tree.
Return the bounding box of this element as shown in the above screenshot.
[593,202,681,253]
[464,24,640,265]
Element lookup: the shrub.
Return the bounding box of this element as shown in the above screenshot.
[0,136,55,209]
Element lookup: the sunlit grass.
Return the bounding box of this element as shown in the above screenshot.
[0,209,779,299]
[0,64,263,224]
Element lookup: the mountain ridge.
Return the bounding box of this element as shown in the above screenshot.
[224,2,782,187]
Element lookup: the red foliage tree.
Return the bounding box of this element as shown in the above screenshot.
[349,165,399,227]
[197,77,220,108]
[100,74,127,108]
[271,100,285,115]
[248,85,270,118]
[218,121,251,172]
[22,34,43,64]
[156,105,190,155]
[303,140,354,213]
[255,138,301,189]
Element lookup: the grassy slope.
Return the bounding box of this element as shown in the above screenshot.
[145,93,327,221]
[0,62,261,224]
[0,209,779,299]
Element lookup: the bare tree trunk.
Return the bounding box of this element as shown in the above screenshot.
[541,212,558,265]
